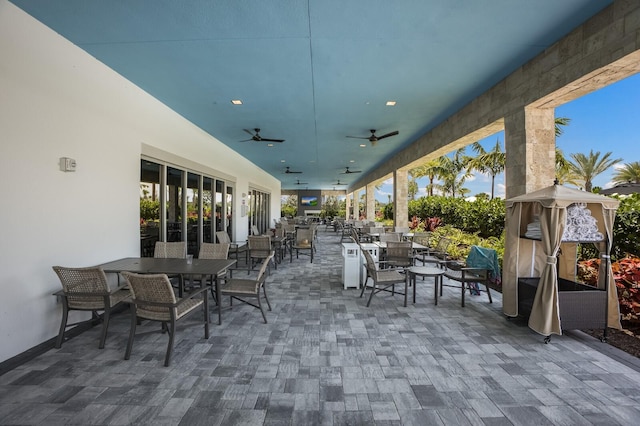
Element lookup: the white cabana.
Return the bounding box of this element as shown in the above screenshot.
[503,184,621,336]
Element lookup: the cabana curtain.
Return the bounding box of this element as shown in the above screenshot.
[503,184,621,336]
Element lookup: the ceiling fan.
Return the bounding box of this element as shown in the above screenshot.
[284,166,302,174]
[341,167,361,174]
[240,128,284,143]
[347,129,399,146]
[294,179,308,185]
[332,180,346,185]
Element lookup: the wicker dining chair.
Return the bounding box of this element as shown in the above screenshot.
[195,242,231,298]
[221,251,275,323]
[52,266,130,349]
[290,228,314,263]
[248,235,272,273]
[153,241,187,259]
[121,271,209,367]
[216,230,247,262]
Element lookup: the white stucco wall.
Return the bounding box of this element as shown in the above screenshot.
[0,1,281,363]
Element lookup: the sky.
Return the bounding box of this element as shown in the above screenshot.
[376,72,640,202]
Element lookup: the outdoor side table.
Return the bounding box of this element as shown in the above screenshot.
[406,266,444,306]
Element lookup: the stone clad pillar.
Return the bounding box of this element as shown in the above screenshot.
[366,182,376,221]
[393,169,409,228]
[504,107,556,198]
[345,193,352,219]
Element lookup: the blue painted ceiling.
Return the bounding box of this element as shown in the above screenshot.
[10,0,612,190]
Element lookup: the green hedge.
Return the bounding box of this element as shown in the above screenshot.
[408,196,505,238]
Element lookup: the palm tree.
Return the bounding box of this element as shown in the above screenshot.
[408,178,419,200]
[411,159,444,197]
[555,116,571,136]
[439,148,471,198]
[612,161,640,184]
[468,139,505,199]
[568,150,622,192]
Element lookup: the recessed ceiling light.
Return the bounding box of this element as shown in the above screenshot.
[359,144,366,148]
[231,99,243,105]
[350,160,355,163]
[267,144,274,147]
[281,159,286,163]
[386,100,396,106]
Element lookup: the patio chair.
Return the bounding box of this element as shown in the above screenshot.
[384,241,414,269]
[153,241,187,291]
[196,242,231,299]
[52,266,131,349]
[216,230,247,263]
[379,232,401,243]
[440,246,497,307]
[221,251,275,323]
[417,236,451,266]
[290,228,314,263]
[248,235,273,273]
[359,249,407,307]
[121,271,209,367]
[153,241,187,259]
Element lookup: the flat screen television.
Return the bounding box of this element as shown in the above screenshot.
[300,196,318,206]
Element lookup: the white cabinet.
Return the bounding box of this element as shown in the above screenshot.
[341,243,361,289]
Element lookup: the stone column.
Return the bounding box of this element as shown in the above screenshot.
[393,169,409,228]
[366,182,376,221]
[504,107,556,198]
[345,193,352,219]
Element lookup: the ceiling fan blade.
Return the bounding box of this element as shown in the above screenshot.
[377,130,399,140]
[285,167,302,174]
[341,167,361,174]
[238,138,254,142]
[260,138,285,143]
[243,129,256,136]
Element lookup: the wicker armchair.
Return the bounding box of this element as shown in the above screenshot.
[52,266,130,349]
[216,230,247,262]
[199,242,230,260]
[290,228,314,263]
[121,272,209,367]
[248,235,272,272]
[359,249,407,307]
[195,243,231,298]
[221,251,275,323]
[153,241,187,258]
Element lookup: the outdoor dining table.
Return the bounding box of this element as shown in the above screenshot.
[98,257,236,325]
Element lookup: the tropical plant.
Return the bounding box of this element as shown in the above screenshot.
[468,139,505,199]
[408,177,419,200]
[612,161,640,184]
[554,116,571,136]
[411,159,444,197]
[568,149,622,192]
[439,148,471,198]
